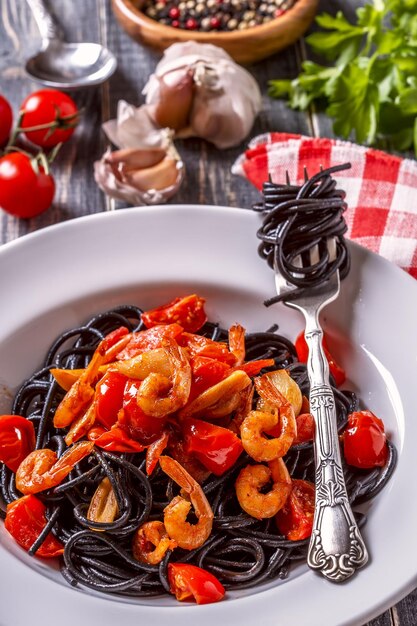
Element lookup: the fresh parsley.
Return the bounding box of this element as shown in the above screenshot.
[269,0,417,154]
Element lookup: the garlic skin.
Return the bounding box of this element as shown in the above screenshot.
[143,42,262,149]
[94,101,184,206]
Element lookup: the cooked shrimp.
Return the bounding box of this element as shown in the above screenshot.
[65,402,97,445]
[112,348,171,380]
[16,441,94,494]
[235,458,291,519]
[53,329,132,429]
[159,455,214,550]
[228,323,246,366]
[132,521,177,565]
[230,385,254,434]
[256,369,302,416]
[136,339,191,418]
[239,373,297,462]
[179,370,251,419]
[240,404,296,462]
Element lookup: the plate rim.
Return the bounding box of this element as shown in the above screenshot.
[0,204,416,626]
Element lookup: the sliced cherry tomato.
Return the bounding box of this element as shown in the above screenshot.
[295,331,346,386]
[182,418,243,476]
[180,333,236,365]
[0,94,13,146]
[343,410,388,469]
[146,430,170,475]
[116,323,184,360]
[0,415,36,472]
[88,425,145,453]
[189,356,231,401]
[20,90,79,148]
[142,295,207,333]
[0,152,55,218]
[101,326,130,352]
[95,371,129,429]
[275,479,315,541]
[118,379,166,444]
[168,563,225,605]
[5,495,64,557]
[294,413,315,444]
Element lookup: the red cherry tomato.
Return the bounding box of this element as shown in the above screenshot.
[5,495,64,557]
[295,331,346,386]
[88,425,145,453]
[168,563,225,605]
[95,371,129,429]
[142,295,207,333]
[343,410,388,469]
[189,356,231,401]
[275,479,315,541]
[20,89,79,148]
[0,94,13,146]
[294,413,315,444]
[182,418,243,476]
[0,415,36,472]
[118,379,166,444]
[116,324,184,360]
[0,152,55,218]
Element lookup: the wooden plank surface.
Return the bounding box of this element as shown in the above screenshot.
[0,1,416,624]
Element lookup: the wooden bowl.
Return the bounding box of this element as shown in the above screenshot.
[111,0,319,64]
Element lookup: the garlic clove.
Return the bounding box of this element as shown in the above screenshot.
[104,147,166,171]
[124,157,179,192]
[151,68,195,132]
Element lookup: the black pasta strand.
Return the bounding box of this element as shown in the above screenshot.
[253,164,352,305]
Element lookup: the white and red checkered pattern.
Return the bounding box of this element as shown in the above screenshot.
[232,133,417,279]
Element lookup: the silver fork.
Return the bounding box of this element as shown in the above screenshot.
[275,238,368,582]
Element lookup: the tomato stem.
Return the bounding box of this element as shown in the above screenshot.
[5,112,24,151]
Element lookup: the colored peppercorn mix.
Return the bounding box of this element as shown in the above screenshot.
[142,0,297,31]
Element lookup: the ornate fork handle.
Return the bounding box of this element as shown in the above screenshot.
[304,322,368,582]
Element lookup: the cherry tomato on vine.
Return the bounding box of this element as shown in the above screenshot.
[0,415,36,472]
[142,295,207,333]
[0,94,13,146]
[20,89,79,148]
[0,152,55,218]
[275,479,315,541]
[343,410,388,469]
[168,563,225,604]
[5,495,64,557]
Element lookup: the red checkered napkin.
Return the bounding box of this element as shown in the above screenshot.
[232,133,417,279]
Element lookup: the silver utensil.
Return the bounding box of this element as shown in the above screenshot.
[275,239,368,582]
[25,0,117,89]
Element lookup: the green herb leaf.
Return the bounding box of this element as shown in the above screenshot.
[268,0,417,153]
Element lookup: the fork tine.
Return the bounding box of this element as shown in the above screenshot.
[327,237,337,263]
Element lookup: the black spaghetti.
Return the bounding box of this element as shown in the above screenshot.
[253,163,351,305]
[0,304,396,600]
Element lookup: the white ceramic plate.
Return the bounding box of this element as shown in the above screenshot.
[0,205,416,626]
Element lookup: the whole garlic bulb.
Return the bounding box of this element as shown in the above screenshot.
[143,42,262,149]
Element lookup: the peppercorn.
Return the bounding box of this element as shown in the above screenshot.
[143,0,296,32]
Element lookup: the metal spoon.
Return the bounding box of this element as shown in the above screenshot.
[25,0,117,89]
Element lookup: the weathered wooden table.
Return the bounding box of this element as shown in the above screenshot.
[0,1,416,624]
